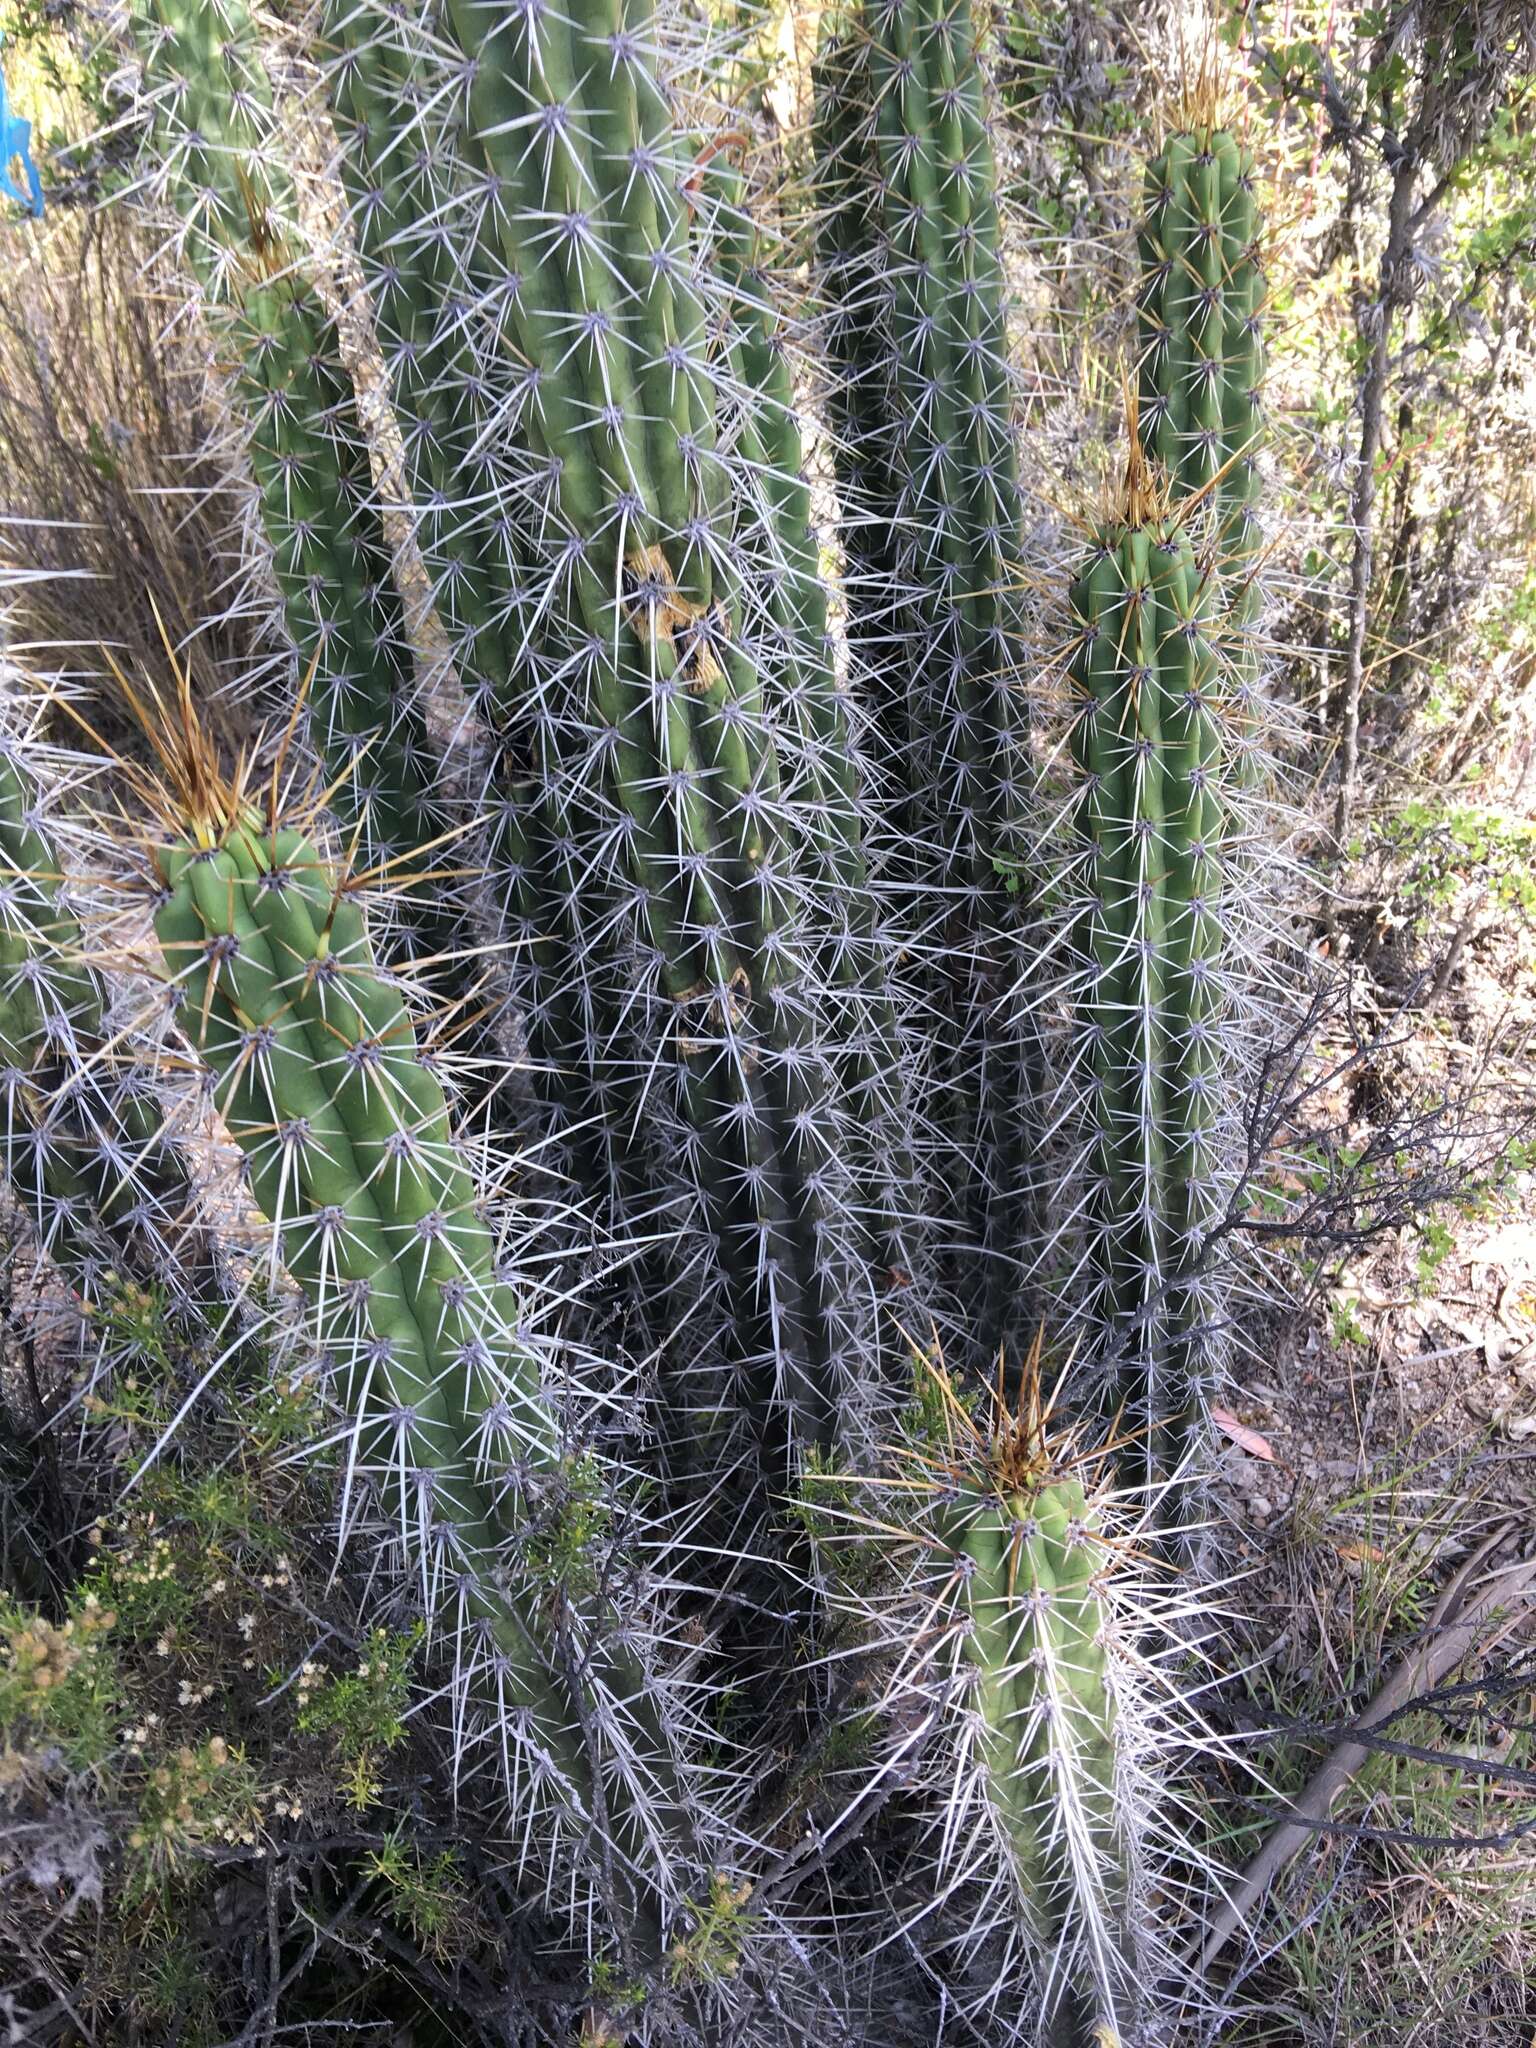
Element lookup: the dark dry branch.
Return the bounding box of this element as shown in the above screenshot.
[1209,960,1536,1261]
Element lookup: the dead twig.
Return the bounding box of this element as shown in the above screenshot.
[1196,1526,1536,1973]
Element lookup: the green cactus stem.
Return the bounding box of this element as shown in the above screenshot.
[129,0,460,949]
[1063,445,1231,1491]
[314,0,924,1485]
[1137,119,1264,523]
[813,0,1036,1357]
[935,1463,1132,2046]
[143,687,702,1943]
[1137,111,1267,755]
[813,1361,1142,2046]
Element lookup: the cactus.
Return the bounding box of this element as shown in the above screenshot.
[1058,443,1234,1491]
[310,0,925,1489]
[700,158,860,918]
[140,679,712,1948]
[806,1361,1146,2047]
[813,0,1036,1356]
[1137,120,1263,520]
[128,0,464,965]
[0,725,198,1293]
[932,1464,1135,2043]
[1137,112,1267,754]
[0,0,1284,2032]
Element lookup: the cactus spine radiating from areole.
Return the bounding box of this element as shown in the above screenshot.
[814,0,1035,1356]
[128,0,457,947]
[1063,448,1232,1490]
[315,0,920,1482]
[145,706,704,1938]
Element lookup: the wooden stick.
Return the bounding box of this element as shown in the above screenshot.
[1197,1530,1536,1973]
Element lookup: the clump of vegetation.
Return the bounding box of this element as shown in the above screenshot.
[0,1267,529,2044]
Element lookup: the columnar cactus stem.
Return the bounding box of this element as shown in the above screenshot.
[700,159,917,1201]
[320,0,596,1145]
[1063,446,1231,1489]
[316,0,924,1483]
[934,1465,1134,2045]
[1137,115,1267,745]
[815,1364,1145,2047]
[814,0,1035,1355]
[129,0,456,938]
[142,691,705,1945]
[701,161,856,912]
[1137,123,1264,522]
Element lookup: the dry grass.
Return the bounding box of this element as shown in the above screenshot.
[0,203,266,747]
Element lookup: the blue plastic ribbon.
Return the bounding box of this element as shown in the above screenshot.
[0,45,44,218]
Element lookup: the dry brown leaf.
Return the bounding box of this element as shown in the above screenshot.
[1211,1406,1278,1462]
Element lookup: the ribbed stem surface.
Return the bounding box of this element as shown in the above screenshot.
[815,0,1034,1356]
[154,808,699,1938]
[1067,514,1229,1485]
